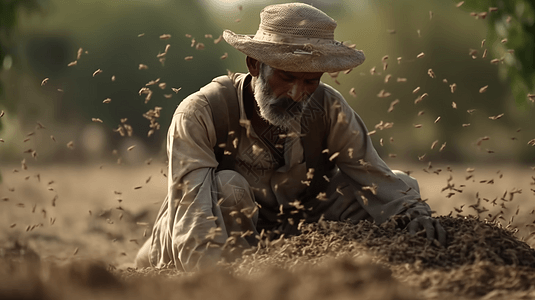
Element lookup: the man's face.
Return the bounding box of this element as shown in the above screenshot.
[253,64,323,130]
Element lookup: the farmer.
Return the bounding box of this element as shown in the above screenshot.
[135,3,446,271]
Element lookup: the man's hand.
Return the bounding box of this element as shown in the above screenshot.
[407,216,447,246]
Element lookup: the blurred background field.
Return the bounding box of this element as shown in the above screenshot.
[1,0,534,166]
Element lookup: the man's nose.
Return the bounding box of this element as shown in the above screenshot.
[287,84,306,102]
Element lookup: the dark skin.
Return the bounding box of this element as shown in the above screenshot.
[245,56,447,246]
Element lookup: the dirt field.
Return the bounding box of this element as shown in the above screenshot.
[1,162,535,300]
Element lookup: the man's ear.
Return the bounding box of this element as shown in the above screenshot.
[246,56,261,77]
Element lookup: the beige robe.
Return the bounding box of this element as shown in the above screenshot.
[148,73,431,271]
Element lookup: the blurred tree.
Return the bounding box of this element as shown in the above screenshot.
[0,0,42,182]
[457,0,535,108]
[8,0,232,160]
[0,0,41,129]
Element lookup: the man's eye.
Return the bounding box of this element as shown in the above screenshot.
[282,76,293,82]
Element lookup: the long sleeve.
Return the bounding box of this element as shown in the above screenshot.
[323,85,432,224]
[149,95,228,271]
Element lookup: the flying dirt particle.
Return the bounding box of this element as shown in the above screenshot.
[111,76,116,82]
[489,7,498,12]
[370,66,376,75]
[93,69,102,77]
[489,113,504,120]
[10,223,16,228]
[172,87,182,94]
[73,247,79,255]
[439,142,447,152]
[429,11,433,20]
[134,186,142,190]
[428,69,435,78]
[158,82,166,89]
[479,85,489,93]
[417,52,425,59]
[77,48,83,59]
[329,152,340,161]
[50,135,56,142]
[452,102,457,109]
[139,64,149,70]
[418,110,425,116]
[67,61,77,67]
[0,110,4,118]
[396,77,406,82]
[91,118,103,123]
[469,49,478,58]
[349,88,357,98]
[67,141,74,149]
[384,74,391,83]
[387,29,396,34]
[127,145,136,151]
[377,90,391,98]
[412,87,421,94]
[137,33,145,37]
[431,140,439,149]
[184,56,193,61]
[490,59,501,64]
[462,123,471,127]
[450,83,457,93]
[220,53,228,60]
[103,98,111,104]
[397,57,402,64]
[159,34,171,40]
[387,99,399,113]
[414,124,422,128]
[195,43,205,50]
[214,35,223,44]
[482,49,488,58]
[41,78,49,86]
[434,116,441,123]
[528,139,535,146]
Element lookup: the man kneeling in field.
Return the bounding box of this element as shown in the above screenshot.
[135,3,446,271]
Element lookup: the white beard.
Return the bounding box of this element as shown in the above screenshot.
[253,64,309,131]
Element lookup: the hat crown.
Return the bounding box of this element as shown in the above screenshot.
[259,3,336,40]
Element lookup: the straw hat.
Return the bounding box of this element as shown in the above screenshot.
[223,3,365,73]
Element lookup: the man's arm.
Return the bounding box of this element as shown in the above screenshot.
[150,95,229,270]
[322,86,446,245]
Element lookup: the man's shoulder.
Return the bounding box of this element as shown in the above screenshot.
[319,82,351,111]
[320,82,345,101]
[174,73,246,116]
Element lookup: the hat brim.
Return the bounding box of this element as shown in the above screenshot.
[223,30,365,73]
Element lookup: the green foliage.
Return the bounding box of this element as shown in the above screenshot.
[0,0,41,130]
[457,0,535,108]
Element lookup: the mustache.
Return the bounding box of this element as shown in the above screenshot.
[269,94,311,109]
